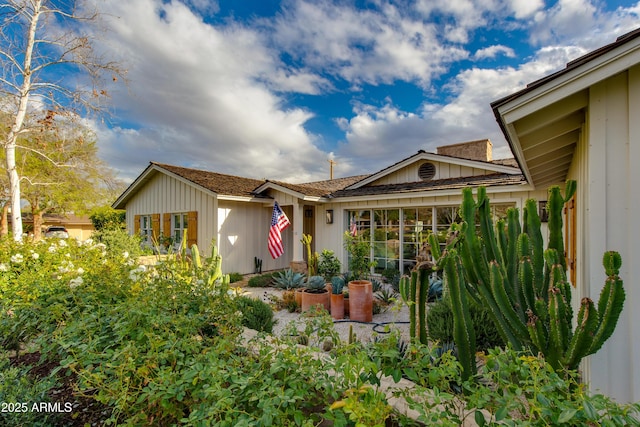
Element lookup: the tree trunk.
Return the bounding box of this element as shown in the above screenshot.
[32,210,43,241]
[0,203,8,236]
[6,144,23,240]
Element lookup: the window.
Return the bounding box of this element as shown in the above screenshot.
[140,215,153,244]
[373,209,400,274]
[172,213,189,244]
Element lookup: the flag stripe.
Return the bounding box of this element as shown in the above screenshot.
[268,202,291,259]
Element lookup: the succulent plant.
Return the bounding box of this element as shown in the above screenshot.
[273,268,306,290]
[305,275,327,293]
[331,276,345,294]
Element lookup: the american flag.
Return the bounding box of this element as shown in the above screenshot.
[350,216,357,237]
[268,202,291,259]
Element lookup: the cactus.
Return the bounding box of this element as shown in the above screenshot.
[399,233,439,346]
[254,256,262,274]
[444,181,625,371]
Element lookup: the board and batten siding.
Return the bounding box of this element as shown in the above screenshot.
[579,67,640,403]
[217,201,293,275]
[125,172,218,256]
[313,188,547,269]
[370,161,502,186]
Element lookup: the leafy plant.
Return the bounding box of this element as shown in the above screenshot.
[228,272,244,283]
[318,249,341,281]
[331,276,345,294]
[247,272,276,287]
[343,232,376,280]
[305,275,327,293]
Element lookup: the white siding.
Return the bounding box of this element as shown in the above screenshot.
[371,161,503,185]
[582,68,640,402]
[124,172,217,260]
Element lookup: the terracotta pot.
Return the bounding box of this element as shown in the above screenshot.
[330,293,345,320]
[348,280,373,322]
[301,290,330,312]
[344,297,350,316]
[294,289,304,307]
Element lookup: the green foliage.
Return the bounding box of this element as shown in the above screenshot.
[89,206,126,231]
[247,272,276,287]
[91,227,146,259]
[399,267,430,346]
[235,296,275,333]
[427,299,505,352]
[445,182,625,371]
[228,272,244,283]
[273,268,306,290]
[318,249,342,281]
[343,231,376,280]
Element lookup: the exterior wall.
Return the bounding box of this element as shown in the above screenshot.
[437,139,492,161]
[371,161,502,186]
[581,67,640,402]
[217,200,292,274]
[313,187,547,271]
[124,172,218,257]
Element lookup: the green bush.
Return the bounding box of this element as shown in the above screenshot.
[247,272,276,287]
[91,227,146,258]
[427,298,505,352]
[228,272,244,283]
[236,296,275,333]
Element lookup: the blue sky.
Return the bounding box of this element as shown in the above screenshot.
[88,0,640,183]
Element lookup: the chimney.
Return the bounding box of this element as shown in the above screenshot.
[436,139,492,162]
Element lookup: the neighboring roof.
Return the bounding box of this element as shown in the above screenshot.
[345,149,521,190]
[491,27,640,188]
[332,173,526,198]
[21,213,93,226]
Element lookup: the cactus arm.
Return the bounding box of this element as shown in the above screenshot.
[524,199,545,296]
[460,189,490,287]
[547,286,568,370]
[562,298,597,370]
[519,257,536,313]
[489,261,529,342]
[589,275,625,355]
[191,244,202,269]
[526,313,547,354]
[477,187,501,265]
[444,250,476,381]
[418,269,429,345]
[547,186,567,271]
[428,232,442,261]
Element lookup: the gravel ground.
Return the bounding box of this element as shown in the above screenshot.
[239,286,412,344]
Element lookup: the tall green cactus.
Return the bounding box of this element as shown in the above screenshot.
[445,181,625,371]
[399,233,439,346]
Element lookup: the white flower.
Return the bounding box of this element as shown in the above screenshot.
[48,245,57,253]
[129,265,147,281]
[69,277,83,288]
[77,268,85,275]
[10,254,23,264]
[0,263,8,272]
[122,251,129,259]
[31,252,39,260]
[83,238,94,246]
[57,239,67,247]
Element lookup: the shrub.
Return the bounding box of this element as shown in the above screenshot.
[318,249,341,281]
[247,272,276,287]
[427,298,505,352]
[236,296,275,333]
[228,272,244,283]
[91,227,145,258]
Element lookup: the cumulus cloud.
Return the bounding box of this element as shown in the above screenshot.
[473,45,516,60]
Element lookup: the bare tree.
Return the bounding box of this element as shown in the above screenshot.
[0,0,123,240]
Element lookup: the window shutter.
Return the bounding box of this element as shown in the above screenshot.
[133,215,140,234]
[187,211,198,247]
[152,214,160,241]
[163,213,171,239]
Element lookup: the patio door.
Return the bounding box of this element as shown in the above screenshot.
[303,205,315,260]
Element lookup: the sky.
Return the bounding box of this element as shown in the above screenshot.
[86,0,640,184]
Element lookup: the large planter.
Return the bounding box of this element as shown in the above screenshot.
[344,296,350,317]
[294,289,304,308]
[348,280,373,322]
[301,290,330,312]
[330,293,345,320]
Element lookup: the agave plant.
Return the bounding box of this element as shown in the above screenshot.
[305,275,327,293]
[273,268,306,290]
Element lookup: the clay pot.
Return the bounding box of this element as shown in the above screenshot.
[301,290,330,312]
[330,293,345,320]
[348,280,373,322]
[344,296,350,316]
[294,289,304,308]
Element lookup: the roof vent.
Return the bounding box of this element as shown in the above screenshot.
[418,162,436,181]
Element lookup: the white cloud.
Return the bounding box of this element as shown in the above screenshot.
[473,45,516,60]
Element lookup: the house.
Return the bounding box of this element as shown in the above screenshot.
[14,213,95,240]
[113,139,546,276]
[492,27,640,403]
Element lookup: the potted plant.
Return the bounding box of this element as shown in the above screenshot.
[330,276,345,320]
[301,275,330,312]
[344,232,377,322]
[273,268,306,309]
[318,249,341,282]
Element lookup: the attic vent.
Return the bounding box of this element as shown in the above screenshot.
[418,162,436,180]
